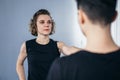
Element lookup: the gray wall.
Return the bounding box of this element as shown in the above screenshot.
[0,0,120,80]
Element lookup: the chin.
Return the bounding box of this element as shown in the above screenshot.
[44,33,50,36]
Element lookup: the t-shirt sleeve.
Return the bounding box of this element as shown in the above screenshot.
[47,58,61,80]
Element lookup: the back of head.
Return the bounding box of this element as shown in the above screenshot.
[76,0,117,25]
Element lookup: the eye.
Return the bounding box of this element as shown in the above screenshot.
[47,20,52,24]
[39,20,45,24]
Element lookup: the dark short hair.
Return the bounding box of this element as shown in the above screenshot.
[76,0,117,25]
[29,9,55,36]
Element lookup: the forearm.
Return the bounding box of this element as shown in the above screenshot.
[62,45,80,55]
[16,64,26,80]
[57,41,80,55]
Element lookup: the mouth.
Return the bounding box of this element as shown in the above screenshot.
[44,29,50,31]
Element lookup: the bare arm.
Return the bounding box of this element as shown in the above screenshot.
[57,41,80,55]
[16,42,27,80]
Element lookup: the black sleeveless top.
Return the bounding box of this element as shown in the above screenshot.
[26,38,60,80]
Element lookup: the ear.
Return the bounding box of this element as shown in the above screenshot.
[112,10,118,22]
[78,10,85,25]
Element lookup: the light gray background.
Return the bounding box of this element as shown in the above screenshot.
[0,0,120,80]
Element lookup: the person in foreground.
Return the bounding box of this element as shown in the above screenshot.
[47,0,120,80]
[16,9,80,80]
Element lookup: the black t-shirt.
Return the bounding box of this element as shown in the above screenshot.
[47,49,120,80]
[26,38,60,80]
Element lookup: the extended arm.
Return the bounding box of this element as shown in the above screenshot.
[57,41,80,55]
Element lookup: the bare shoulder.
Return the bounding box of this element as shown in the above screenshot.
[18,42,27,59]
[20,42,26,53]
[16,42,27,64]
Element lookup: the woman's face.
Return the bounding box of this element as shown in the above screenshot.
[36,14,52,36]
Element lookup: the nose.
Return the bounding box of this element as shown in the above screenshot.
[44,22,50,27]
[44,24,49,28]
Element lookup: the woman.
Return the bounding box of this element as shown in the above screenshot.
[16,9,80,80]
